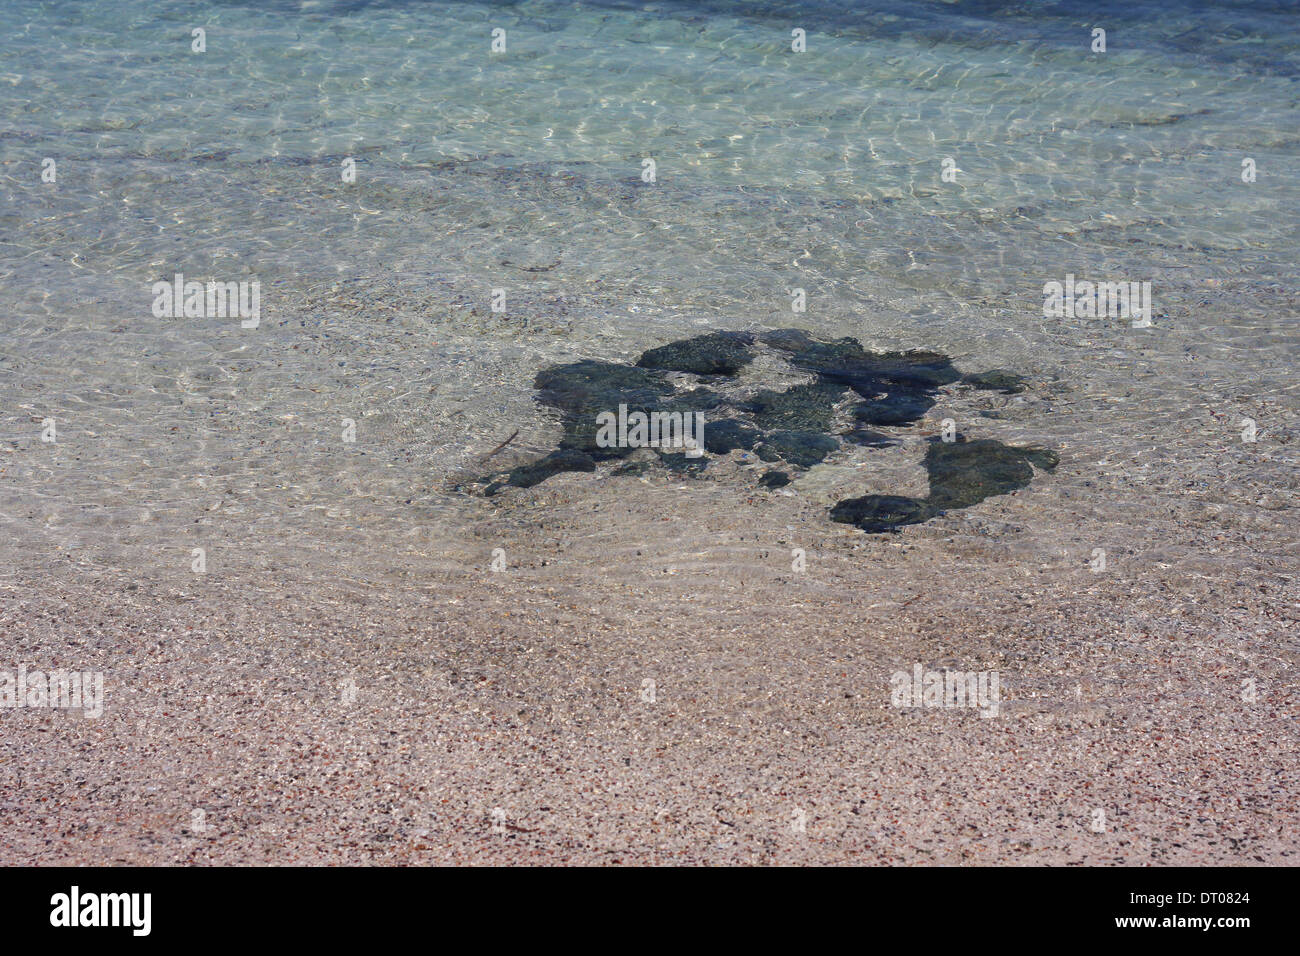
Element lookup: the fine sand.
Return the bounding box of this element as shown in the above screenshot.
[1,453,1295,865]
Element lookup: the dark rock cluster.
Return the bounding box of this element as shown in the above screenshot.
[482,329,1056,532]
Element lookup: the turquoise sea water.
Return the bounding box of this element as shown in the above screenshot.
[1,0,1296,582]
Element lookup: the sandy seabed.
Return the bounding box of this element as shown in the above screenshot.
[1,447,1295,866]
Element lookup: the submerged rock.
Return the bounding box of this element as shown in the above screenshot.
[830,437,1059,532]
[740,381,848,432]
[830,494,933,532]
[636,331,756,376]
[773,334,961,398]
[532,358,720,462]
[841,426,898,448]
[702,418,761,454]
[960,369,1028,394]
[757,430,840,468]
[924,439,1059,512]
[478,329,1058,532]
[486,448,597,495]
[851,384,937,426]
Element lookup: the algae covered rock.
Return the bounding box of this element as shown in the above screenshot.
[960,369,1028,394]
[636,331,756,376]
[478,328,1058,532]
[830,437,1059,532]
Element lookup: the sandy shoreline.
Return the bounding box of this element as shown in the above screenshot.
[2,0,1297,870]
[2,465,1295,866]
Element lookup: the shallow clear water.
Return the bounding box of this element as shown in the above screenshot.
[1,0,1296,584]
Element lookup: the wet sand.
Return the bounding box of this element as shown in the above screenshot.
[1,459,1295,865]
[2,0,1297,869]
